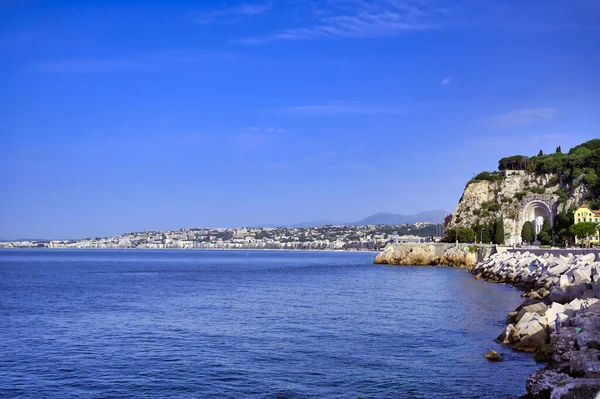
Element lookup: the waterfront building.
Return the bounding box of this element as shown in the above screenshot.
[574,204,600,245]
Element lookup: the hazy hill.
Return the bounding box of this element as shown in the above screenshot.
[349,210,448,226]
[289,210,448,227]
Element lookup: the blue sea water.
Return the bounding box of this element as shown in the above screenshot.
[0,249,539,398]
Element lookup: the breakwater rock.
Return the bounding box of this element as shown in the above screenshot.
[472,251,600,398]
[374,243,494,267]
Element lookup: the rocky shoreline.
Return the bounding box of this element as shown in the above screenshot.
[374,243,494,267]
[472,251,600,398]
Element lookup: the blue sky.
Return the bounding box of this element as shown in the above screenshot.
[1,0,599,239]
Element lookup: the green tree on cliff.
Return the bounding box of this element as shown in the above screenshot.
[536,218,553,245]
[542,217,552,233]
[444,227,476,243]
[556,146,562,154]
[521,221,535,244]
[570,222,599,247]
[493,219,505,244]
[538,149,544,156]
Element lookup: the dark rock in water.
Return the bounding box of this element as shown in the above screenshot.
[485,349,503,361]
[508,311,519,324]
[496,331,507,343]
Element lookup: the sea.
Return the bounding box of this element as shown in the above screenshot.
[0,249,539,398]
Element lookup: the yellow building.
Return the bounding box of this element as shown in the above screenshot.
[574,204,600,245]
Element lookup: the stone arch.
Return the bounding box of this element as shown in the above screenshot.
[522,200,553,235]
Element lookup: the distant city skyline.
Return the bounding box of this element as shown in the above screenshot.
[2,1,599,239]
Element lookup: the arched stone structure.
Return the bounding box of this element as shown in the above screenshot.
[506,194,559,245]
[522,200,553,235]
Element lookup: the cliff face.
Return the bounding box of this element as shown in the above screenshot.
[374,243,494,267]
[448,171,592,245]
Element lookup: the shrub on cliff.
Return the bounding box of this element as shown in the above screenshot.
[469,171,505,184]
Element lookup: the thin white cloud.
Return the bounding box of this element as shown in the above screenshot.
[441,77,451,85]
[482,108,557,127]
[247,126,287,133]
[234,0,445,43]
[233,126,287,150]
[190,2,270,24]
[276,103,408,115]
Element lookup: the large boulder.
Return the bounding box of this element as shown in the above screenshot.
[485,349,503,361]
[573,268,592,285]
[565,298,583,317]
[549,288,567,304]
[549,263,570,276]
[559,274,571,290]
[516,302,549,323]
[565,284,588,302]
[525,369,570,398]
[515,327,548,352]
[570,349,600,377]
[579,253,597,264]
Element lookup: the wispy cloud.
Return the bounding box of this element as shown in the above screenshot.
[35,51,237,73]
[247,126,287,133]
[232,126,287,150]
[441,77,451,85]
[189,2,271,24]
[234,0,446,43]
[275,102,408,116]
[481,108,557,127]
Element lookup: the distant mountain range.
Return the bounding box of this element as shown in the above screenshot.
[288,210,449,227]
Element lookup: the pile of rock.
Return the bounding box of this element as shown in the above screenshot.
[522,301,600,398]
[474,251,600,305]
[472,251,600,398]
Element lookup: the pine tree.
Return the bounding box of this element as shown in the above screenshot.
[494,219,505,244]
[482,223,492,244]
[556,146,562,154]
[538,149,544,156]
[542,217,551,233]
[521,221,535,244]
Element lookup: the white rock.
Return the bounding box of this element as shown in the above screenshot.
[559,274,571,290]
[516,312,539,330]
[573,268,592,285]
[579,253,596,263]
[548,263,569,276]
[543,302,566,319]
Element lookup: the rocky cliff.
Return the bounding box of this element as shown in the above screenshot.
[448,170,592,245]
[374,243,494,267]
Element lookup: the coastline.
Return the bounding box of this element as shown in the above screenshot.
[472,251,600,398]
[0,247,380,254]
[375,243,600,398]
